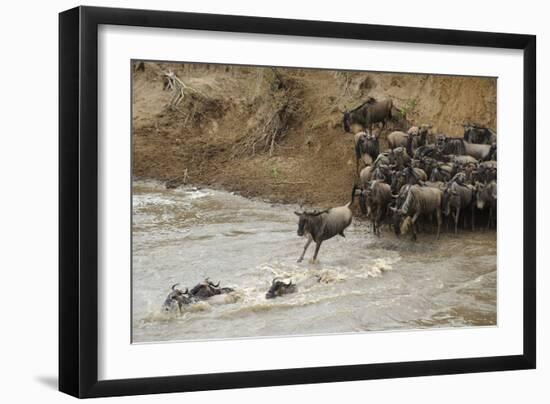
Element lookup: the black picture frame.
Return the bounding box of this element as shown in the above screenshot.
[59,5,536,398]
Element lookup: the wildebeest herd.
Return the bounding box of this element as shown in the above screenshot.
[294,97,497,261]
[161,96,497,313]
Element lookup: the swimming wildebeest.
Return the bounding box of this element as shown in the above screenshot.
[390,185,443,241]
[265,278,297,299]
[189,278,234,299]
[162,284,195,312]
[463,123,496,144]
[343,98,394,133]
[294,186,356,263]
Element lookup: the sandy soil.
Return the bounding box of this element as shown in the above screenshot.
[132,62,496,207]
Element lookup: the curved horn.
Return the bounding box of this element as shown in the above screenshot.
[286,280,293,287]
[183,287,189,294]
[272,277,281,285]
[208,280,220,288]
[171,283,179,291]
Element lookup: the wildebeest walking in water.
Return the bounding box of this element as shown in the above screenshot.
[442,180,475,234]
[343,97,394,133]
[294,185,357,263]
[390,185,443,241]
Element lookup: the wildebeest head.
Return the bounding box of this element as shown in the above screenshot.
[418,124,432,146]
[475,182,497,210]
[388,185,410,236]
[162,283,191,312]
[399,216,414,236]
[442,183,460,216]
[265,278,296,299]
[294,209,328,237]
[435,134,447,150]
[407,126,420,137]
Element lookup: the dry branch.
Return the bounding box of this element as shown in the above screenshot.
[163,70,206,110]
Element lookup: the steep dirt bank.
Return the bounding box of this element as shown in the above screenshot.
[132,62,496,207]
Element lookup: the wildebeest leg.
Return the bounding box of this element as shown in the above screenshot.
[487,207,492,230]
[436,209,442,240]
[297,236,313,263]
[454,208,460,235]
[376,208,383,237]
[411,212,420,241]
[311,241,323,263]
[471,207,475,232]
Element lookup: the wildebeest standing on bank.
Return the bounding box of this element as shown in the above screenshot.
[294,186,356,263]
[439,137,495,161]
[387,131,409,149]
[343,98,394,133]
[463,123,497,144]
[354,130,380,175]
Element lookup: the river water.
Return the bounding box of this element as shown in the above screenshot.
[132,180,496,343]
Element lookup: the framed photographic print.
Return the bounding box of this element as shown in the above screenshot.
[59,6,536,398]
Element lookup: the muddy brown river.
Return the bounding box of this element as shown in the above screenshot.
[132,180,496,343]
